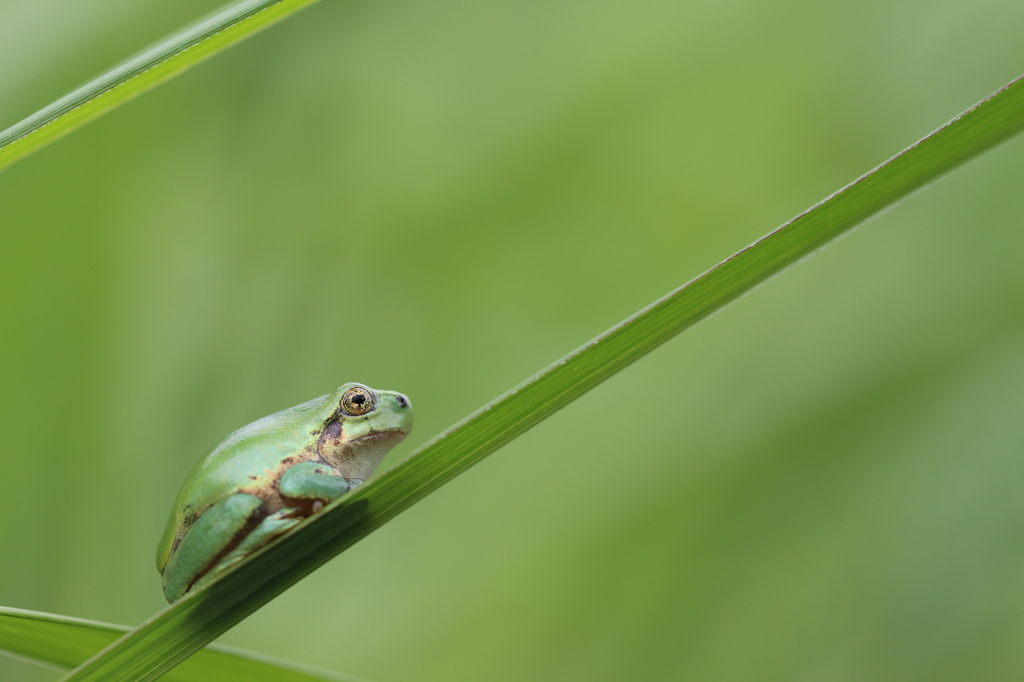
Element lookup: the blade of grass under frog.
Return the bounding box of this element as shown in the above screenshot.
[62,73,1024,682]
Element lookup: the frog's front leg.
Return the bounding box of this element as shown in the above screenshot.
[279,460,353,508]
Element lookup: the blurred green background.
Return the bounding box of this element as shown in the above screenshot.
[2,0,1024,680]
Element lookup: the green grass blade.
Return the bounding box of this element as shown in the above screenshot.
[0,606,361,681]
[61,74,1024,682]
[0,0,321,172]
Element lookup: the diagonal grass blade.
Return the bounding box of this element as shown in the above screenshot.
[62,73,1024,682]
[0,0,322,172]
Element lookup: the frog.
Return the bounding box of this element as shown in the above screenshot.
[156,383,412,603]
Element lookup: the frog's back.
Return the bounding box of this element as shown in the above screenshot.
[156,396,327,572]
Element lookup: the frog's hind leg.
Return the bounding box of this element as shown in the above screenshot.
[191,508,303,592]
[162,493,264,603]
[191,462,351,592]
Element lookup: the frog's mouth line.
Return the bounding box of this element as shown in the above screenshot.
[349,429,409,445]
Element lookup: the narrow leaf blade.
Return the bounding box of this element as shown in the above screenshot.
[0,606,359,682]
[0,0,321,172]
[63,74,1024,682]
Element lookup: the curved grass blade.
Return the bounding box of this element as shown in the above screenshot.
[63,74,1024,682]
[0,606,362,681]
[0,0,322,173]
[0,606,361,681]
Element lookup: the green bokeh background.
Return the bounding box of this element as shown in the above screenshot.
[2,1,1023,680]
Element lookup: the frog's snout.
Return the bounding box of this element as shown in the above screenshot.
[377,390,413,435]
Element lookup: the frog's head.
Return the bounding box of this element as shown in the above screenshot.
[315,382,413,483]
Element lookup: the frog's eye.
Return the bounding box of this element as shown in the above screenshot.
[341,387,375,416]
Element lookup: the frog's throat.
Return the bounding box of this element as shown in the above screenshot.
[320,430,408,482]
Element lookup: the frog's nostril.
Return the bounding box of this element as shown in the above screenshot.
[395,394,409,408]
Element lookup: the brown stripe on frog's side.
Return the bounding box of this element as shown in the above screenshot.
[167,438,325,564]
[235,451,316,515]
[229,413,342,521]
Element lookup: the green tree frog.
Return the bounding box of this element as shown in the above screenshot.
[156,383,412,602]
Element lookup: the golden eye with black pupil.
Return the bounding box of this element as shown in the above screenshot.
[341,387,374,415]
